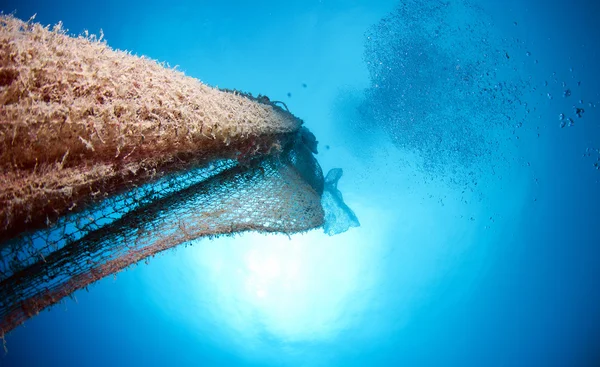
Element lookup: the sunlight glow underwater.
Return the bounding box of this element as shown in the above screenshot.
[138,139,514,355]
[5,1,599,365]
[171,231,380,344]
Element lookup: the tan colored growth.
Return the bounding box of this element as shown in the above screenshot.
[0,15,301,241]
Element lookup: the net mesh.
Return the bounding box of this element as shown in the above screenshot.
[0,15,326,336]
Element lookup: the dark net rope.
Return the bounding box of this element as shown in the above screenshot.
[0,159,238,281]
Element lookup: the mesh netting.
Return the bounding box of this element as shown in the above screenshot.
[0,140,324,336]
[0,15,327,337]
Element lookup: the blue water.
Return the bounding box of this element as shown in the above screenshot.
[1,0,599,366]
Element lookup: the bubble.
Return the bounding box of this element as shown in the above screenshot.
[559,113,565,120]
[564,89,571,97]
[568,118,575,127]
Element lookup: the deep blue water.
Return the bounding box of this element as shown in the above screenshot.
[1,0,599,366]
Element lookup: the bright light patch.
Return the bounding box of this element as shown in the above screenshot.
[195,231,375,342]
[135,158,497,363]
[143,204,389,349]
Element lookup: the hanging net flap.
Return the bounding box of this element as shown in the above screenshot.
[322,168,360,236]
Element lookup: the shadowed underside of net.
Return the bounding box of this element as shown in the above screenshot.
[0,15,326,336]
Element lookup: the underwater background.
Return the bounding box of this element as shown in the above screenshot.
[0,0,599,366]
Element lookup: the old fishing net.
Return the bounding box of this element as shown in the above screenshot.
[0,15,346,336]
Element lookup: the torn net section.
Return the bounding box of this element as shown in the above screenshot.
[0,136,324,335]
[322,168,360,236]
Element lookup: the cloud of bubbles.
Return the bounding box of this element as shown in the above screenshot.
[354,0,529,185]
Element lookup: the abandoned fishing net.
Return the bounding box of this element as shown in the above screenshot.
[0,15,357,336]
